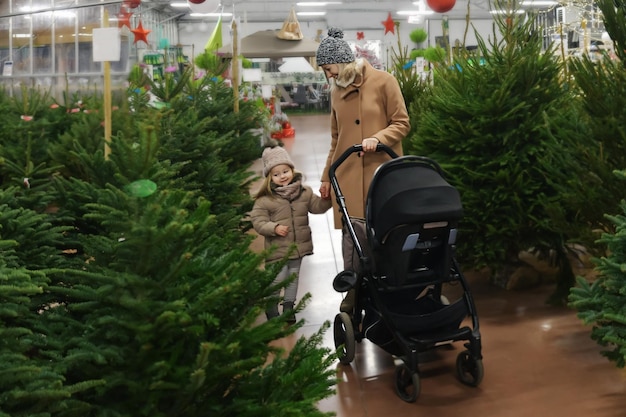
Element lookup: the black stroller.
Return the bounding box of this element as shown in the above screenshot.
[329,144,483,403]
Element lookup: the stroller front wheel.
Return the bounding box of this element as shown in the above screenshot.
[394,364,421,403]
[456,350,484,387]
[334,312,355,364]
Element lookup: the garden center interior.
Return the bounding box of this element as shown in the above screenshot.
[0,0,612,99]
[1,1,625,416]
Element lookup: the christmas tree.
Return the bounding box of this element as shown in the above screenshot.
[405,2,594,303]
[569,170,626,368]
[0,78,338,415]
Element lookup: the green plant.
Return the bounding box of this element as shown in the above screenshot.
[405,4,593,304]
[422,46,447,64]
[194,50,231,77]
[569,171,626,367]
[409,28,428,44]
[388,21,431,117]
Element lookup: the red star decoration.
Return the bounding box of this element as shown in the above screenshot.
[356,31,365,40]
[382,12,395,35]
[131,20,151,45]
[117,6,133,29]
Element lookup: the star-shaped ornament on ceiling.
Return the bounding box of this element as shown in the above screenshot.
[117,7,133,29]
[382,12,395,35]
[356,31,365,40]
[131,20,151,45]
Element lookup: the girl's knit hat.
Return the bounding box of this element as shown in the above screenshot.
[315,28,355,66]
[262,146,294,177]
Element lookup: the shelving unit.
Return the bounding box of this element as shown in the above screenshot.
[141,46,189,81]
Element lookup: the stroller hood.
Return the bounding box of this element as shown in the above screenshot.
[366,158,463,243]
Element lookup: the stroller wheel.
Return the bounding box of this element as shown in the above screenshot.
[333,312,355,364]
[456,350,484,387]
[394,364,420,403]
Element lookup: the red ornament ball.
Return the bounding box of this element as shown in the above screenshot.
[426,0,456,13]
[124,0,141,8]
[188,0,206,3]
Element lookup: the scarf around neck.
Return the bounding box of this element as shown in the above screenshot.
[272,174,303,201]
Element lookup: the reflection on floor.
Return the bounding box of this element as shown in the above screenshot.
[250,114,626,417]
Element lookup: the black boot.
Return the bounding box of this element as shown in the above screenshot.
[283,302,296,325]
[265,304,279,320]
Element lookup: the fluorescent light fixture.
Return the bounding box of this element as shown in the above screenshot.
[397,10,434,15]
[296,2,342,5]
[521,0,557,5]
[20,6,75,17]
[189,12,233,17]
[170,2,189,7]
[12,34,30,38]
[489,9,525,14]
[296,11,327,15]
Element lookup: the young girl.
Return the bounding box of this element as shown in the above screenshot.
[250,146,332,323]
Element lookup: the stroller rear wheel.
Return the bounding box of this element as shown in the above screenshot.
[394,364,421,403]
[456,350,484,386]
[333,312,355,364]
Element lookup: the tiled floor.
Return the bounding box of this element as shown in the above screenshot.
[251,114,626,417]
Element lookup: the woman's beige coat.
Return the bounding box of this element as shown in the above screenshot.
[250,185,332,263]
[321,59,411,229]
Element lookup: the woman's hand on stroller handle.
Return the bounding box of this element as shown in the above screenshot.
[362,137,379,153]
[330,143,400,177]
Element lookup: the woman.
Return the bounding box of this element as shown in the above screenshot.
[316,27,410,311]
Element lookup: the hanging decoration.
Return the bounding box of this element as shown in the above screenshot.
[125,179,158,198]
[117,6,133,29]
[187,0,221,13]
[205,14,223,51]
[426,0,456,13]
[277,7,304,40]
[382,12,395,35]
[357,31,365,40]
[131,20,151,44]
[124,0,141,9]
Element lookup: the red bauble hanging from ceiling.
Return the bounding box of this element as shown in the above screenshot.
[188,0,206,3]
[124,0,141,9]
[426,0,456,13]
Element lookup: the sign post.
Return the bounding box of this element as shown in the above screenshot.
[93,10,120,159]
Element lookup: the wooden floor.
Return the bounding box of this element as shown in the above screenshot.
[249,114,626,417]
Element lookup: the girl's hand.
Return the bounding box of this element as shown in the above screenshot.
[275,225,289,237]
[320,182,331,200]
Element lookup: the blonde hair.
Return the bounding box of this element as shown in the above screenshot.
[254,175,275,199]
[334,59,364,89]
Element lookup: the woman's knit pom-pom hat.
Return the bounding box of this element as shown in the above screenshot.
[262,146,294,177]
[315,28,355,66]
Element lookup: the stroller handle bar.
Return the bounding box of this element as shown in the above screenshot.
[328,143,399,180]
[328,143,399,275]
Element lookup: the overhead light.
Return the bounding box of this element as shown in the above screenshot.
[170,2,189,7]
[407,15,425,23]
[296,2,342,6]
[521,0,557,5]
[296,11,327,15]
[489,9,526,14]
[189,12,233,17]
[397,10,435,15]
